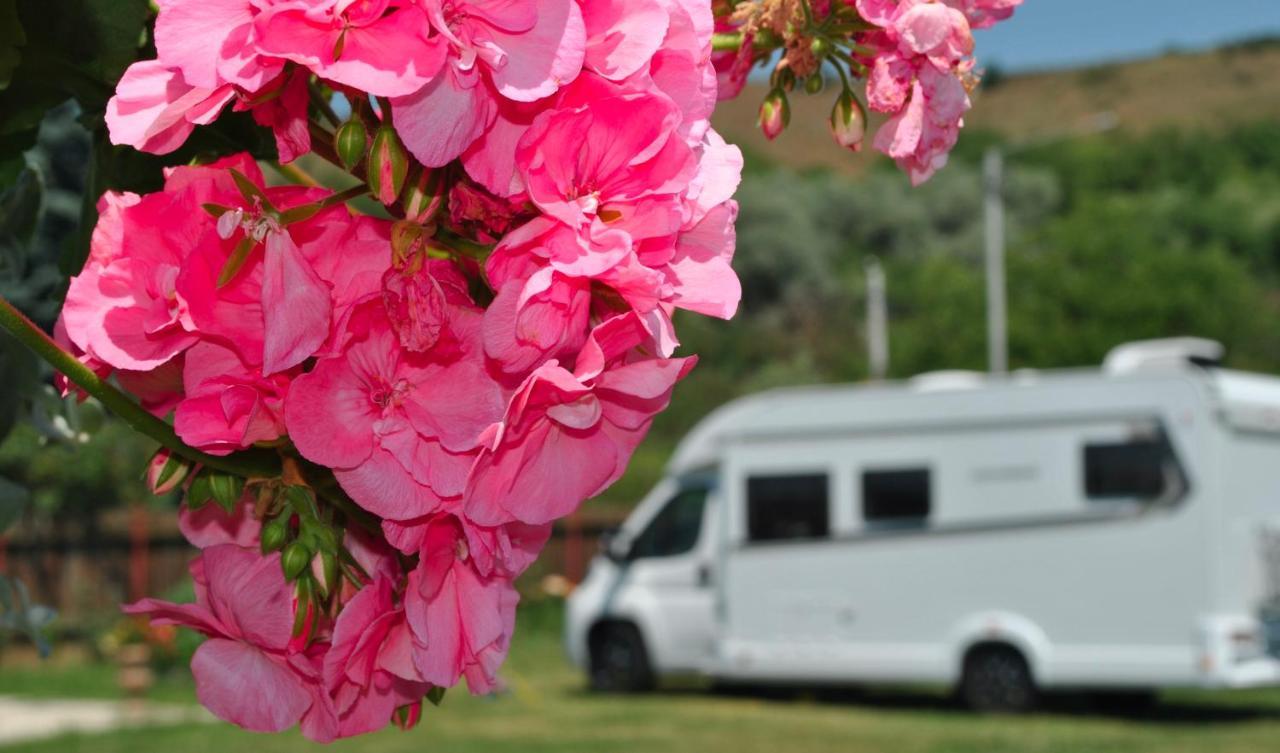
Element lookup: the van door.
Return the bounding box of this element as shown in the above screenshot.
[620,482,719,673]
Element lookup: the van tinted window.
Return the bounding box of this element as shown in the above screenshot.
[1084,440,1166,498]
[629,487,708,559]
[862,468,931,526]
[746,473,829,542]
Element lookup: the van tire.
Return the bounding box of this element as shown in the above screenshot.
[960,645,1037,713]
[588,623,654,693]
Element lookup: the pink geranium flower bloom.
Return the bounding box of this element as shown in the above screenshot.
[254,0,446,97]
[391,0,586,170]
[324,575,432,737]
[61,180,206,372]
[124,545,337,741]
[285,303,505,522]
[855,0,979,184]
[403,515,518,693]
[465,313,695,526]
[174,341,293,454]
[482,99,741,364]
[106,1,304,156]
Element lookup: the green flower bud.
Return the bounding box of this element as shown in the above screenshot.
[368,125,409,207]
[282,541,312,581]
[334,118,368,172]
[260,516,289,554]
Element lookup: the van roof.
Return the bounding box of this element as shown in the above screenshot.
[667,363,1280,475]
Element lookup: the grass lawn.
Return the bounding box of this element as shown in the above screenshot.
[3,601,1280,753]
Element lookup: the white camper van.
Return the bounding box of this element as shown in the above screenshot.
[564,339,1280,710]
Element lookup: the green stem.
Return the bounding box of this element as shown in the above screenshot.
[711,32,744,53]
[0,296,281,479]
[317,183,370,210]
[308,82,341,128]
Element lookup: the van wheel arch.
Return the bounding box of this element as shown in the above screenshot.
[587,619,655,693]
[959,641,1038,713]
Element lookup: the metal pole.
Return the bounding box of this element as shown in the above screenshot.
[866,257,889,380]
[983,147,1008,375]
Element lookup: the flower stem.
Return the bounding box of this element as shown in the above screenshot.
[711,32,744,52]
[0,296,281,479]
[274,161,322,187]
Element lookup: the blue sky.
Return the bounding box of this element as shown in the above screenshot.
[975,0,1280,72]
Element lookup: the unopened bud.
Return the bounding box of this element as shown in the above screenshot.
[260,516,289,554]
[759,90,789,141]
[401,166,447,224]
[146,449,193,495]
[334,118,369,172]
[829,90,866,152]
[394,701,423,730]
[282,541,312,581]
[804,74,825,95]
[368,125,409,206]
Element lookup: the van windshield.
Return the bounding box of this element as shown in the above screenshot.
[628,486,709,559]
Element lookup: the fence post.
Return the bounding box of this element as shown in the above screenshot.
[128,503,150,601]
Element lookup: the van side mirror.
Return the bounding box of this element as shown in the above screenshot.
[599,528,629,562]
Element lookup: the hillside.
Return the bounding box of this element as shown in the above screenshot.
[711,41,1280,173]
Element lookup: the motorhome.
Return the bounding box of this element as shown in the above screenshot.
[564,339,1280,710]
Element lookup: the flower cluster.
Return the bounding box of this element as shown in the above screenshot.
[63,0,740,741]
[712,0,1023,184]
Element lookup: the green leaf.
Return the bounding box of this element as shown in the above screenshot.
[186,473,213,510]
[426,687,446,706]
[0,474,29,534]
[217,236,257,288]
[229,168,275,212]
[0,0,25,91]
[208,471,245,514]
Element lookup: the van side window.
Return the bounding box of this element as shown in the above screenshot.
[629,487,708,559]
[862,468,931,527]
[746,473,829,542]
[1084,440,1166,498]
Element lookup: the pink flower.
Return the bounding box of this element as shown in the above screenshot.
[518,89,695,249]
[152,0,282,91]
[324,576,432,737]
[178,496,262,548]
[254,0,446,97]
[285,303,504,522]
[484,104,741,361]
[403,515,518,693]
[955,0,1024,29]
[124,545,336,741]
[250,69,313,162]
[105,62,237,155]
[391,0,586,170]
[857,0,979,184]
[106,0,286,154]
[465,313,695,526]
[381,259,478,353]
[582,0,670,82]
[872,64,970,185]
[174,341,292,454]
[61,184,203,371]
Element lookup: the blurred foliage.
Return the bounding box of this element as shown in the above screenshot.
[596,120,1280,508]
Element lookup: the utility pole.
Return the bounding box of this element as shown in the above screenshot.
[981,112,1117,376]
[866,257,889,380]
[983,147,1007,375]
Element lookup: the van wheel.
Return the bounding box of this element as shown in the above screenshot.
[961,645,1037,713]
[589,623,654,693]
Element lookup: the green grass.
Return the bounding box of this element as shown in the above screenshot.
[3,603,1280,752]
